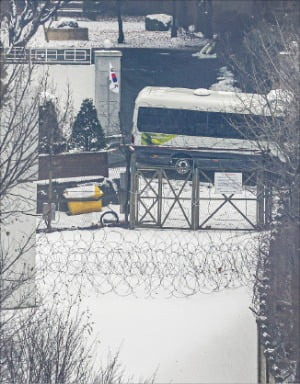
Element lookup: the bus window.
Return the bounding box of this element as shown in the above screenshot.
[137,107,278,140]
[137,107,208,136]
[208,112,247,139]
[137,107,245,138]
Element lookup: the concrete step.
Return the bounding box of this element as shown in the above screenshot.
[61,1,83,9]
[56,0,83,17]
[56,10,83,18]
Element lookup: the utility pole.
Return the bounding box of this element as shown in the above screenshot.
[117,0,125,44]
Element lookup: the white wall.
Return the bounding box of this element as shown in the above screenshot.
[94,50,122,137]
[35,64,94,114]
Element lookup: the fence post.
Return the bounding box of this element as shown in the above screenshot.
[192,165,199,230]
[256,171,265,228]
[129,152,137,229]
[157,169,163,227]
[265,185,272,228]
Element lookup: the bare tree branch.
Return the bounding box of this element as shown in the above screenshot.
[1,0,71,49]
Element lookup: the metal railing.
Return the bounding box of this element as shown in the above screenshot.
[1,47,92,65]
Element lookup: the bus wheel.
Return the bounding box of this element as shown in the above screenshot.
[172,156,192,175]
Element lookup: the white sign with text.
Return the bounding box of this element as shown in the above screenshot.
[214,172,243,194]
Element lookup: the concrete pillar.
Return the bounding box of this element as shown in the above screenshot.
[94,50,122,141]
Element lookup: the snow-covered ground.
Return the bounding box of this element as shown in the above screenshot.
[37,226,258,382]
[85,287,256,383]
[29,17,206,49]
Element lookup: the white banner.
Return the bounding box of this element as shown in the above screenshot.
[214,172,243,194]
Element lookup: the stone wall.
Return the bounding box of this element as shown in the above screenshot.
[47,28,89,41]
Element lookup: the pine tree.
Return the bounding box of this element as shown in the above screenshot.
[71,99,106,151]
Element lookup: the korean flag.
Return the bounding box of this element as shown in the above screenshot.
[109,63,119,93]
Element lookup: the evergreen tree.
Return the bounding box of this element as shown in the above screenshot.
[71,99,106,151]
[39,100,66,154]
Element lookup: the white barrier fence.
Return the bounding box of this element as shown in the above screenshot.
[1,47,92,65]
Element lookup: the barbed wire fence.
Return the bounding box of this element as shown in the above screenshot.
[36,223,261,299]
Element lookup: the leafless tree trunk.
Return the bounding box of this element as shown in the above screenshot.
[117,0,125,44]
[197,0,213,39]
[171,0,178,38]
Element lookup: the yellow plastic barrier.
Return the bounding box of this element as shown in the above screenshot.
[64,185,104,215]
[67,199,103,215]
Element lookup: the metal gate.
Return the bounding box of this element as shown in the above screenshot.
[129,153,272,230]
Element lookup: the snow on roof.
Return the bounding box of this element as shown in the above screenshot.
[37,175,104,185]
[134,86,271,115]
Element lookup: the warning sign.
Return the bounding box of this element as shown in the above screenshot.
[214,172,243,194]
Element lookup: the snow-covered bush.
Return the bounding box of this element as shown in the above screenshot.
[209,66,241,92]
[40,91,58,105]
[145,14,172,31]
[53,18,79,29]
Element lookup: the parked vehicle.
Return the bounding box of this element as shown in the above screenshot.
[131,86,283,171]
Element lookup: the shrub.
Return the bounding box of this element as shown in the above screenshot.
[71,99,106,151]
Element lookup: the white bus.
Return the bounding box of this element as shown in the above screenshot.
[131,87,283,167]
